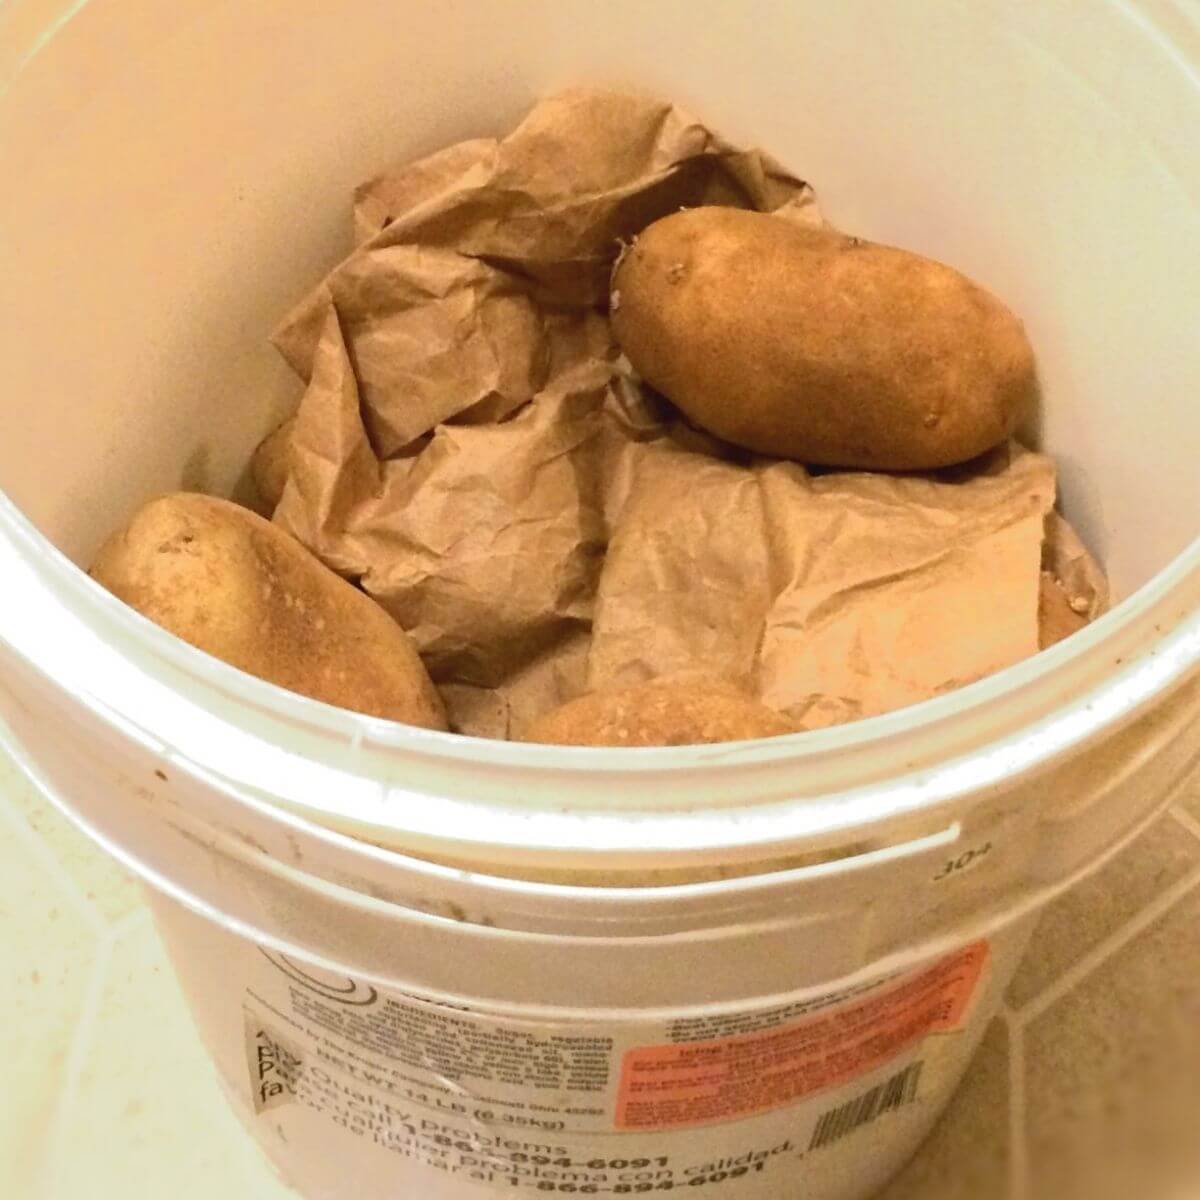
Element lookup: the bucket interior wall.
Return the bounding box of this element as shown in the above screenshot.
[1,0,1198,601]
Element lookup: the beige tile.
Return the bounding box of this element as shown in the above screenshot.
[0,749,142,924]
[872,1019,1010,1200]
[1024,882,1200,1200]
[0,795,101,1197]
[1007,815,1200,1009]
[48,914,299,1200]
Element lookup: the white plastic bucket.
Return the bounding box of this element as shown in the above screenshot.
[2,2,1200,1198]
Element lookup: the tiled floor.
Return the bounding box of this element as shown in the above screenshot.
[3,742,1199,1200]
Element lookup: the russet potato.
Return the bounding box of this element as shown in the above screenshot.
[1038,571,1091,650]
[522,676,793,747]
[251,416,296,511]
[612,207,1035,470]
[90,493,447,729]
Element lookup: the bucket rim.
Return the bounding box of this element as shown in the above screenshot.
[3,489,1199,863]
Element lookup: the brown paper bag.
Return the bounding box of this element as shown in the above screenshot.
[268,89,1091,738]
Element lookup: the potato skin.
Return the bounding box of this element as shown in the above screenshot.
[522,677,793,747]
[90,493,447,729]
[1038,571,1090,650]
[251,416,296,512]
[612,207,1035,470]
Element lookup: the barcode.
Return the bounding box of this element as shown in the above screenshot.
[808,1061,924,1152]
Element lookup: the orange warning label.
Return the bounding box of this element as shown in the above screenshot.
[616,941,988,1131]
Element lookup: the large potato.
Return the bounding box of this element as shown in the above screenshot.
[612,207,1035,470]
[522,676,793,747]
[251,416,296,512]
[1038,571,1091,649]
[91,493,448,729]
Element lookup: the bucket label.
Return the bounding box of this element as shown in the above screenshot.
[245,1016,304,1114]
[239,941,989,1196]
[616,941,987,1130]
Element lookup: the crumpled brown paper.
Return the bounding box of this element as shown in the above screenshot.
[268,88,1098,740]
